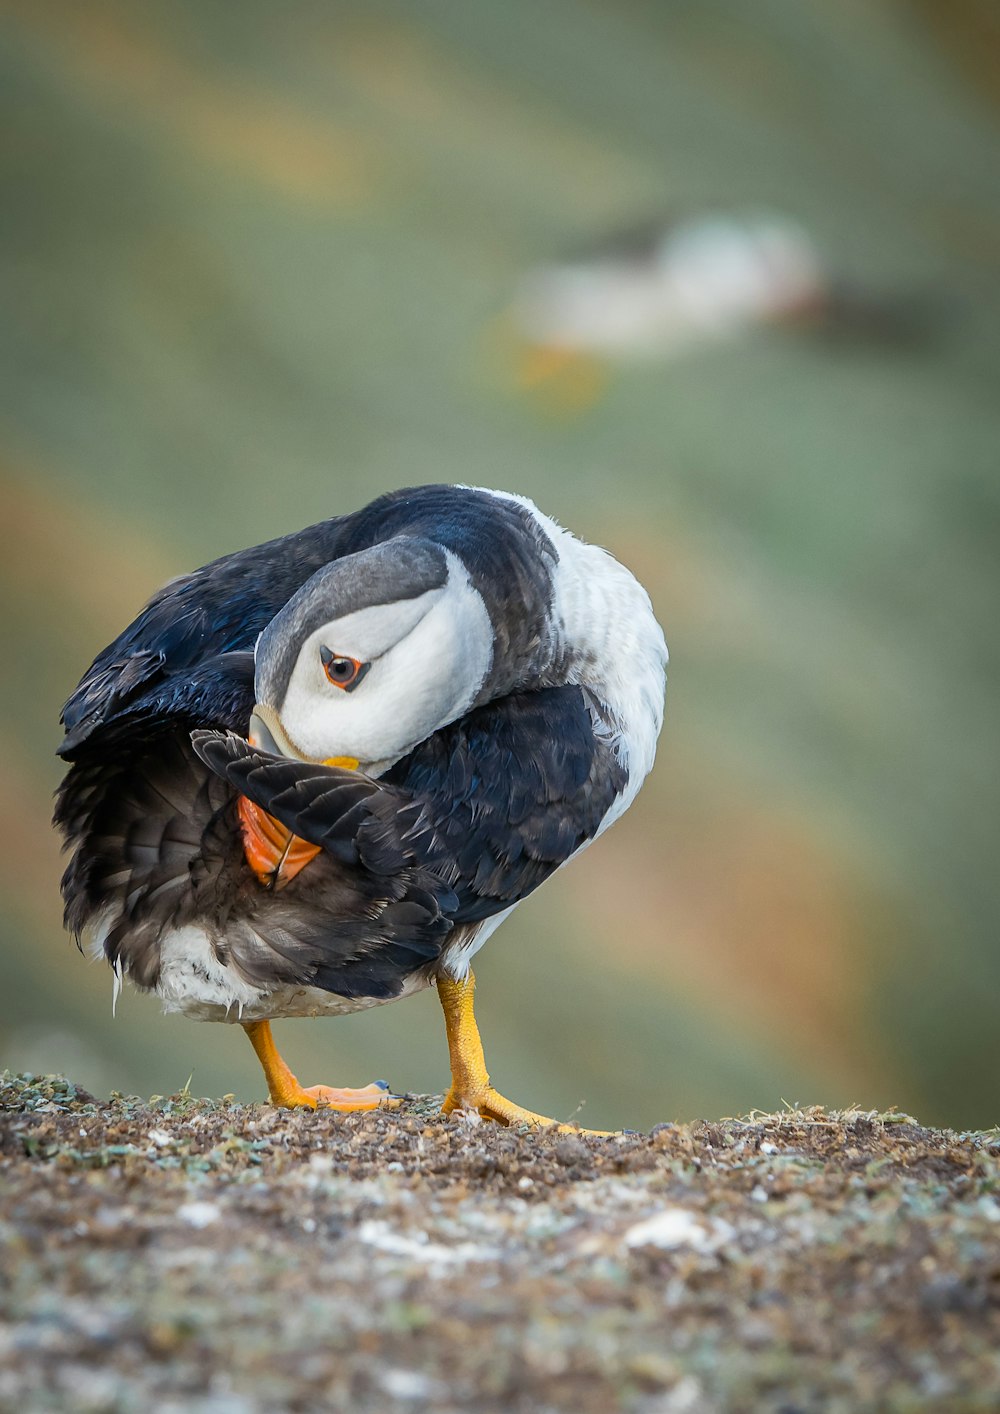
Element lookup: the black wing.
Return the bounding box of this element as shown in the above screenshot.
[58,482,560,758]
[193,685,628,927]
[57,518,360,757]
[53,506,433,996]
[57,720,459,999]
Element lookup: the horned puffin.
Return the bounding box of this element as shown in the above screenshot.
[56,485,667,1126]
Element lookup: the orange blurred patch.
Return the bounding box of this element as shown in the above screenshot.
[0,456,175,636]
[477,318,608,417]
[573,786,897,1098]
[513,343,607,414]
[0,750,66,926]
[5,0,374,206]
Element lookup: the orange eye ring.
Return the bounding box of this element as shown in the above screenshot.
[320,647,368,692]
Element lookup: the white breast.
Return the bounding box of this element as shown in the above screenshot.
[489,491,668,830]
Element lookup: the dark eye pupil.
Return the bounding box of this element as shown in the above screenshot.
[321,647,365,687]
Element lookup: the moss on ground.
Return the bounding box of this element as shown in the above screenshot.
[2,1072,999,1412]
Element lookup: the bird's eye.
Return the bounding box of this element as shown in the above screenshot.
[320,647,368,692]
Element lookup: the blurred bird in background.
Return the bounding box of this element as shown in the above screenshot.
[505,211,932,408]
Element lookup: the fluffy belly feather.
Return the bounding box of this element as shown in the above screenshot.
[153,924,433,1023]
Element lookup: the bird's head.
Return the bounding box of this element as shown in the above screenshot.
[249,537,493,772]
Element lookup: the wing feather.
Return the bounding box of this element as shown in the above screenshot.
[192,685,629,927]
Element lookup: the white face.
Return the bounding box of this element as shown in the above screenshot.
[254,555,493,771]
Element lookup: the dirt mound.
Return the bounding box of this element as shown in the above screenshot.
[2,1073,999,1411]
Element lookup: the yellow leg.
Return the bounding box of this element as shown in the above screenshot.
[242,1020,399,1112]
[437,971,604,1130]
[513,344,608,414]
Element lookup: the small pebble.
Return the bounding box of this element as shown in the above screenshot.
[177,1201,221,1229]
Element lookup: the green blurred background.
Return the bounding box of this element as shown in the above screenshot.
[1,0,998,1129]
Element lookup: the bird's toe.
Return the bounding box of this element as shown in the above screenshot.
[297,1082,401,1112]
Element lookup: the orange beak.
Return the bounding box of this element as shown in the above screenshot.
[237,795,321,890]
[241,704,362,889]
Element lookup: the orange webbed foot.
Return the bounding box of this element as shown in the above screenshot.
[442,1083,609,1134]
[436,973,613,1134]
[292,1080,401,1113]
[243,1021,401,1112]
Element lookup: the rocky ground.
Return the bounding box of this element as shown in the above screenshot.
[1,1074,999,1413]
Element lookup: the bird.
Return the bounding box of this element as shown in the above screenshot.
[506,210,929,406]
[513,212,831,360]
[55,484,667,1126]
